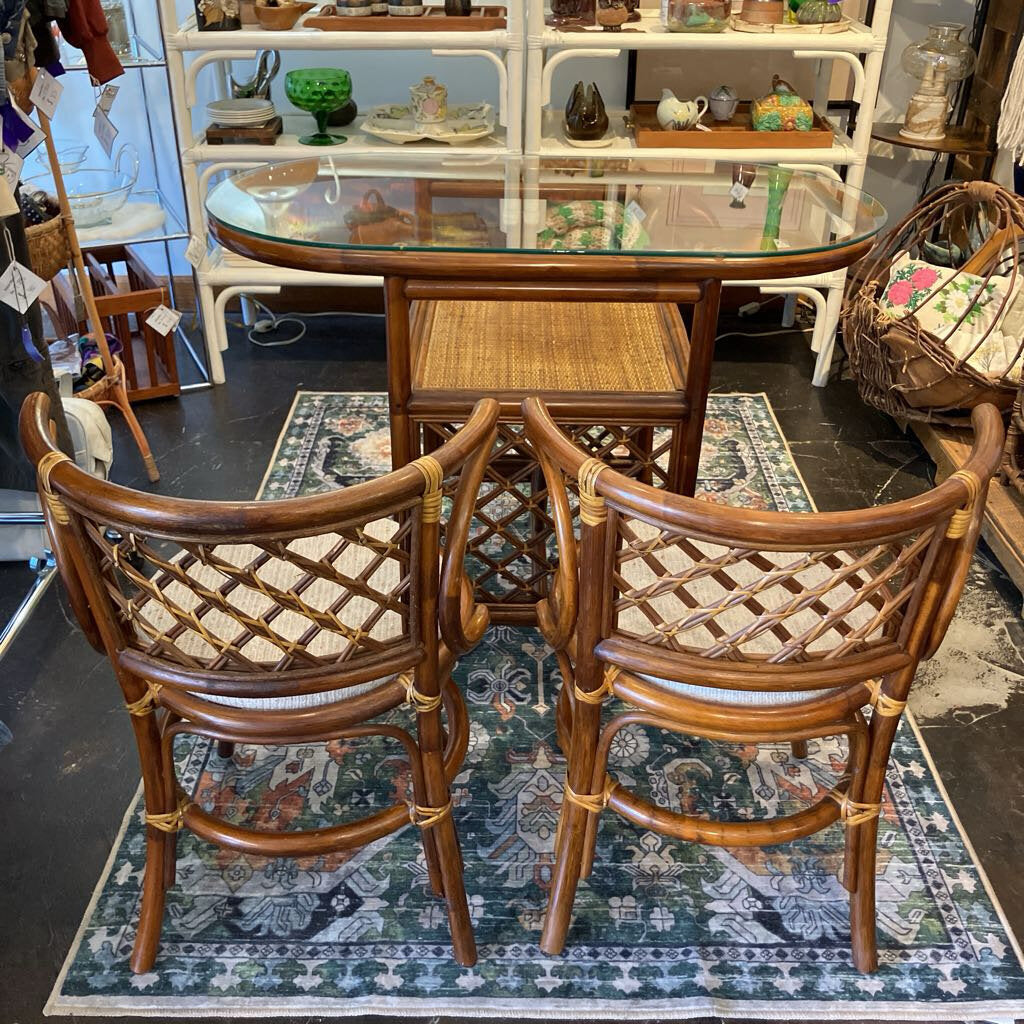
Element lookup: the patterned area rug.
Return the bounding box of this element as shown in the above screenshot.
[47,393,1024,1020]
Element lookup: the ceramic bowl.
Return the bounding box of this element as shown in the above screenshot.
[253,1,314,30]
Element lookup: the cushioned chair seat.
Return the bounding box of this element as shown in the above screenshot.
[635,674,840,706]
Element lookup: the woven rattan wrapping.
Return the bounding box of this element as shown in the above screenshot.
[613,517,934,662]
[415,302,678,392]
[84,516,417,673]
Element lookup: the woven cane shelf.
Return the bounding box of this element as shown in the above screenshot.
[412,301,686,397]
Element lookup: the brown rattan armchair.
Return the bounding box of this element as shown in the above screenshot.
[20,392,499,972]
[522,396,1004,973]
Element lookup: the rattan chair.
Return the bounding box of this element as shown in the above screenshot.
[522,396,1004,973]
[20,392,499,972]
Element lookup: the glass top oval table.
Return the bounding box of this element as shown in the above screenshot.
[207,156,886,612]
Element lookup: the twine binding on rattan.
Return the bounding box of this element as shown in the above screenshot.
[146,795,190,833]
[125,682,163,717]
[946,469,982,539]
[36,450,71,525]
[573,665,621,706]
[408,800,452,829]
[411,455,444,524]
[827,787,881,827]
[865,679,907,718]
[563,776,619,814]
[400,671,443,714]
[578,458,610,526]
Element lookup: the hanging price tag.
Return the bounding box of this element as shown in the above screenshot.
[29,69,63,121]
[0,260,46,314]
[184,235,205,268]
[96,84,119,114]
[145,305,183,336]
[93,108,118,157]
[0,147,23,191]
[730,181,750,204]
[625,199,646,223]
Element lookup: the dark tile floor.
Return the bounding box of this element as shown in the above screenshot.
[1,315,1021,1024]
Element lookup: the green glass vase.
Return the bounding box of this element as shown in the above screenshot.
[285,69,352,146]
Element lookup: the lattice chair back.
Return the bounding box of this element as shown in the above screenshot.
[20,393,500,701]
[523,398,1005,697]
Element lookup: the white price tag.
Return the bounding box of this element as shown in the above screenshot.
[0,260,46,314]
[625,199,647,223]
[729,181,750,203]
[145,305,183,336]
[97,84,119,114]
[0,148,24,191]
[29,69,63,121]
[184,235,206,268]
[93,108,118,157]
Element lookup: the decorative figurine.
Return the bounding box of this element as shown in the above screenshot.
[547,0,594,28]
[626,0,640,21]
[194,0,242,30]
[410,76,447,124]
[655,89,708,131]
[751,75,813,131]
[596,0,628,30]
[709,84,739,121]
[564,82,610,142]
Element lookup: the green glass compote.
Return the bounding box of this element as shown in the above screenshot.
[285,68,352,146]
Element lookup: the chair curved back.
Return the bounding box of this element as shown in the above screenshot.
[20,392,499,700]
[523,397,1004,695]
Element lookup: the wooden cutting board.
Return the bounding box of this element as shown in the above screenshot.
[205,116,283,146]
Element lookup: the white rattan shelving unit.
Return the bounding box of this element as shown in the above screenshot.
[524,1,894,385]
[157,0,525,382]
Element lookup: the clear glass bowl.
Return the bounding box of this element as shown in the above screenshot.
[25,145,139,228]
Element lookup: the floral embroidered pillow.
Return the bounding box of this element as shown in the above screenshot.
[879,254,956,320]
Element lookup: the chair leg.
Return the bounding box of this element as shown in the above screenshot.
[579,806,600,880]
[432,809,477,966]
[849,813,880,973]
[791,739,808,759]
[216,740,235,759]
[540,796,591,954]
[125,701,174,974]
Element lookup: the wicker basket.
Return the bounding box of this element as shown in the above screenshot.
[26,215,70,281]
[842,181,1024,425]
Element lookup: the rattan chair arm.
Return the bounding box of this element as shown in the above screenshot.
[20,394,501,543]
[439,402,499,655]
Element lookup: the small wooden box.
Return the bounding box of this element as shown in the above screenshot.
[206,116,283,146]
[629,102,835,149]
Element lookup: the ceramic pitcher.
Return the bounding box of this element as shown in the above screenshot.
[656,89,708,131]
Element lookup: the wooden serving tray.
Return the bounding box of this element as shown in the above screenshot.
[629,102,835,149]
[306,4,506,30]
[206,116,283,145]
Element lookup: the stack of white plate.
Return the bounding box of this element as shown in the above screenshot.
[206,98,277,128]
